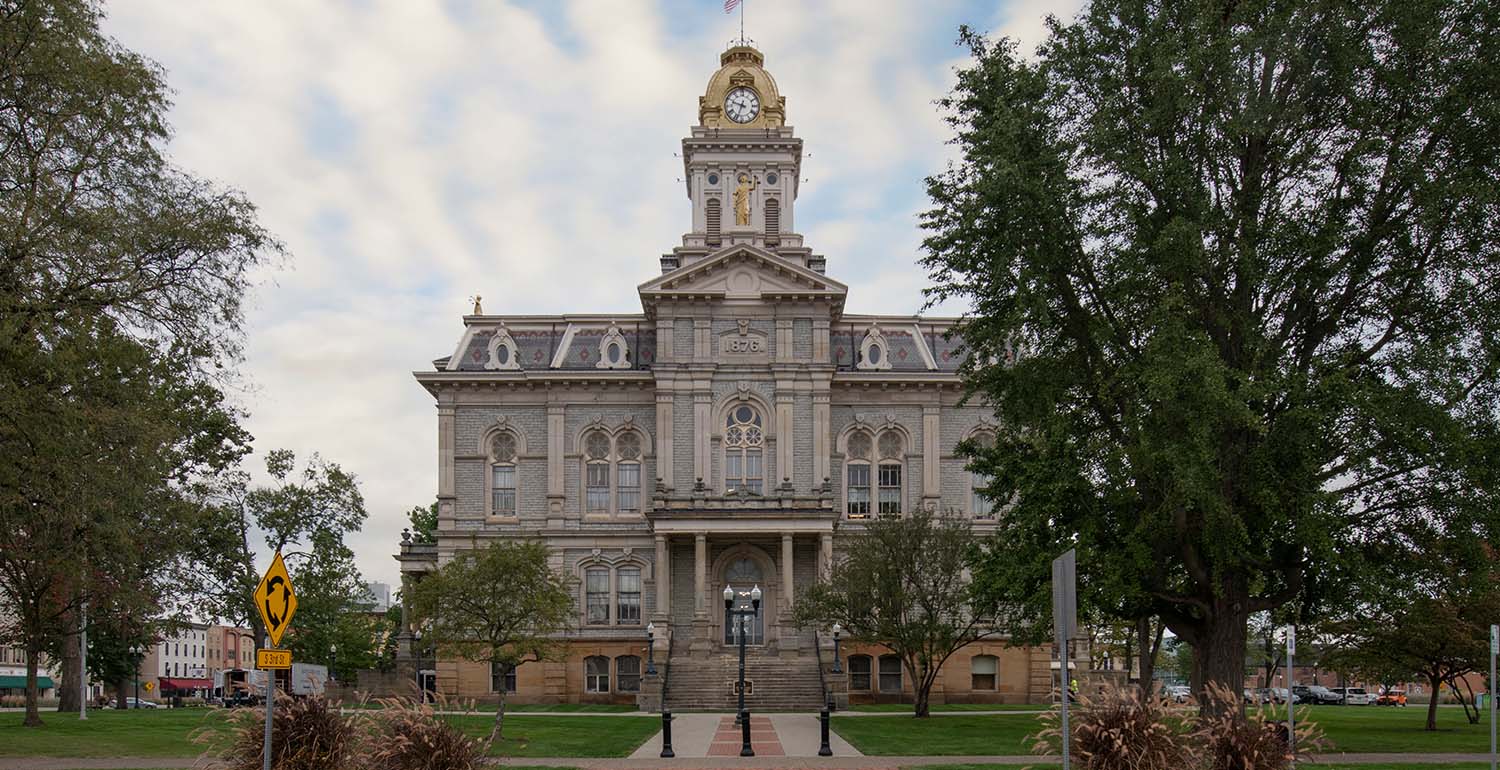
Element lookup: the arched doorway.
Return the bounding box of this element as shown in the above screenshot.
[722,556,765,645]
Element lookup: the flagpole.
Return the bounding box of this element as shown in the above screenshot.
[740,0,745,44]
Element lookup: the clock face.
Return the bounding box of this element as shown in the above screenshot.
[724,87,760,124]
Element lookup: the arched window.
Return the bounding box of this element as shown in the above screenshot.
[706,198,722,245]
[724,405,765,494]
[878,655,903,693]
[584,656,610,693]
[877,431,904,516]
[490,432,518,518]
[616,566,641,624]
[848,655,872,691]
[616,431,642,514]
[968,430,996,519]
[616,655,641,692]
[584,430,611,513]
[971,655,998,691]
[722,557,765,645]
[584,567,610,625]
[845,430,872,518]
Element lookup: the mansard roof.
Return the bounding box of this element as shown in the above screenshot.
[638,243,847,318]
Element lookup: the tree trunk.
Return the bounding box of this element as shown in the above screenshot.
[486,687,508,750]
[1137,617,1163,696]
[57,625,81,712]
[1425,672,1442,731]
[1188,603,1249,718]
[23,645,43,727]
[114,679,130,709]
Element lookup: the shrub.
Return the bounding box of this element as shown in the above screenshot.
[1030,683,1200,769]
[359,694,484,770]
[204,694,357,770]
[1199,684,1326,770]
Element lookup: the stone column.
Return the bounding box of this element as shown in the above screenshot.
[775,387,794,486]
[694,533,707,618]
[546,404,566,525]
[656,392,674,489]
[818,532,833,578]
[923,405,941,510]
[781,533,795,610]
[693,389,712,486]
[654,534,670,619]
[812,390,832,487]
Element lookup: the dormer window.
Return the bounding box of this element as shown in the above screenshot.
[485,325,521,371]
[596,325,631,370]
[857,325,892,371]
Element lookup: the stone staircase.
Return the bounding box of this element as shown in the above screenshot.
[665,651,827,712]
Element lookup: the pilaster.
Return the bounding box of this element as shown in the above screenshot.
[656,392,674,489]
[923,405,941,507]
[546,404,566,526]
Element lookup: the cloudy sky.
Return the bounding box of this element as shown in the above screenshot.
[101,0,1080,590]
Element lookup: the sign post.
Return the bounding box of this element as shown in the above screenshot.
[255,552,298,770]
[1490,624,1497,770]
[1286,625,1296,767]
[1052,549,1077,769]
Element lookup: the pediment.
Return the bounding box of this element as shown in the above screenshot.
[639,245,847,306]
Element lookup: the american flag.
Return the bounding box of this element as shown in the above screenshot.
[724,0,740,12]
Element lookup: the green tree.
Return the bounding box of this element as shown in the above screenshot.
[794,510,1000,717]
[1,0,277,727]
[0,319,246,725]
[407,502,438,544]
[186,450,367,647]
[408,539,573,746]
[922,1,1500,706]
[282,531,377,679]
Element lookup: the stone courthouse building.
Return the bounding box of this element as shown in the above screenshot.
[397,43,1054,709]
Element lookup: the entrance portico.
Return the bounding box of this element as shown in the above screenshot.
[647,503,835,657]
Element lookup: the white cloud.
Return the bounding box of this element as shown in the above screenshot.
[101,0,1062,590]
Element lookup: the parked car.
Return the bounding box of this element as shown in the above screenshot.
[1243,688,1257,704]
[1332,687,1375,705]
[1265,687,1301,704]
[1293,685,1342,705]
[109,697,159,709]
[1163,685,1192,703]
[1377,689,1408,706]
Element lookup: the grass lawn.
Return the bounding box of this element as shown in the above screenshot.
[836,705,1494,756]
[849,703,1043,713]
[0,708,655,759]
[0,708,219,757]
[446,714,658,757]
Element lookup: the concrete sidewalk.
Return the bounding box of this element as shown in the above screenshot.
[628,713,861,759]
[8,752,1498,769]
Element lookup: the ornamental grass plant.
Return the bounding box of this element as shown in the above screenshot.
[360,694,486,770]
[205,693,357,770]
[1030,682,1324,770]
[1030,683,1200,769]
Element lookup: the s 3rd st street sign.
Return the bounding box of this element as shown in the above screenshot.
[257,649,292,670]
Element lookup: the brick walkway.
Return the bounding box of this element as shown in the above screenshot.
[708,715,784,757]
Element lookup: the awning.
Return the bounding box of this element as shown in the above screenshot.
[159,677,211,690]
[0,675,54,689]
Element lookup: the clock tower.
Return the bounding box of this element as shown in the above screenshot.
[663,44,821,274]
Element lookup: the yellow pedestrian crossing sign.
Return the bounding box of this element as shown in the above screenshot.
[255,551,297,647]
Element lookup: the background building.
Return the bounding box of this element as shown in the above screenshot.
[398,42,1050,709]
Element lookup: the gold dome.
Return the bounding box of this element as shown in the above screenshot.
[698,45,786,129]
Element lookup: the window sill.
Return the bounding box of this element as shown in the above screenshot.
[486,515,521,524]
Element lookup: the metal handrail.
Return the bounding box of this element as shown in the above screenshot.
[813,629,832,710]
[660,625,677,710]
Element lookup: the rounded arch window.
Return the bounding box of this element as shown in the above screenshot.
[585,431,611,460]
[725,406,765,494]
[723,557,764,645]
[845,430,874,518]
[606,342,622,364]
[877,431,904,515]
[616,431,642,514]
[969,430,996,519]
[847,430,872,460]
[878,431,903,460]
[491,432,518,462]
[585,430,611,513]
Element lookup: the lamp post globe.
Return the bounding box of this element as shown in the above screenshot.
[831,623,843,674]
[128,644,143,708]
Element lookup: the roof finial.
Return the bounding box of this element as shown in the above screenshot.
[470,294,483,315]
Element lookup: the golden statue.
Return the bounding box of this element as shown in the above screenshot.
[733,173,757,226]
[471,295,483,315]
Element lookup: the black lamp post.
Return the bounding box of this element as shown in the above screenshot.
[413,630,426,703]
[329,643,338,684]
[645,622,657,676]
[831,623,843,674]
[724,582,761,756]
[129,644,144,708]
